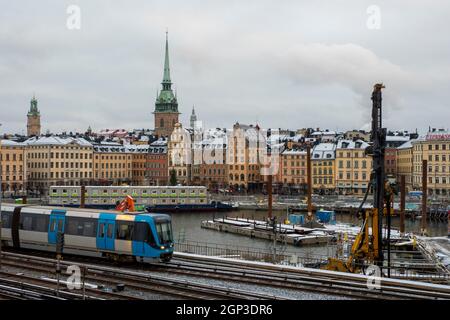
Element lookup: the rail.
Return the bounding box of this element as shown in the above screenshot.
[175,240,333,267]
[174,240,450,284]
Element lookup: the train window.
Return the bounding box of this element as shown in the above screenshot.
[50,220,57,232]
[66,217,97,237]
[107,224,114,238]
[133,222,155,246]
[116,221,134,240]
[1,211,12,228]
[21,215,34,230]
[83,221,96,237]
[155,221,173,244]
[67,218,79,235]
[57,219,64,232]
[35,215,49,232]
[98,223,105,238]
[20,213,49,232]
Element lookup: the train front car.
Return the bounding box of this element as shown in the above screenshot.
[113,212,174,263]
[150,214,174,262]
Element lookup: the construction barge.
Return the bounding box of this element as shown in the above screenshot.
[201,215,404,247]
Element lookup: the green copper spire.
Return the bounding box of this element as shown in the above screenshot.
[162,31,171,89]
[154,31,179,113]
[28,95,40,116]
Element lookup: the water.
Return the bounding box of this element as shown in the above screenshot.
[170,209,448,256]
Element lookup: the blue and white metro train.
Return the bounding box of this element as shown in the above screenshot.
[0,204,174,262]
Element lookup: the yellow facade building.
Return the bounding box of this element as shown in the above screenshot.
[227,123,263,191]
[0,140,27,195]
[312,143,336,194]
[92,143,132,185]
[411,130,450,197]
[335,140,372,195]
[396,140,414,192]
[26,136,93,194]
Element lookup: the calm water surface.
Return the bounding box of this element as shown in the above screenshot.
[170,209,448,256]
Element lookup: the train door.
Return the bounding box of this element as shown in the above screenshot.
[11,206,22,248]
[48,210,66,244]
[97,214,116,251]
[133,219,147,257]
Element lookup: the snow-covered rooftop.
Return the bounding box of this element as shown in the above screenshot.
[0,139,26,147]
[397,139,415,150]
[312,143,336,160]
[25,136,92,147]
[336,139,368,149]
[282,149,306,155]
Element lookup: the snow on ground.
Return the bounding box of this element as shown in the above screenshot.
[420,236,450,270]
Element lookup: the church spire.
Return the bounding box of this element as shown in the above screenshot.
[162,30,171,89]
[190,105,197,128]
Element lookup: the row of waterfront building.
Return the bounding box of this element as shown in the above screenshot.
[1,124,449,197]
[4,33,449,197]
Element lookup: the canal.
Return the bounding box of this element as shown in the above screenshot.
[170,209,449,257]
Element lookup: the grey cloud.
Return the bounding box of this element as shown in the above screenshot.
[0,0,449,134]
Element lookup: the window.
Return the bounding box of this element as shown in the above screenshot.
[66,217,97,237]
[50,219,57,232]
[116,221,134,240]
[107,224,114,238]
[1,210,13,228]
[20,213,49,232]
[155,220,173,244]
[98,223,105,238]
[134,222,155,245]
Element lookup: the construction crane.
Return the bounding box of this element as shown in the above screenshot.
[324,83,393,273]
[115,195,136,213]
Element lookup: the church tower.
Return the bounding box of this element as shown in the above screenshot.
[27,95,41,137]
[153,32,180,137]
[190,105,197,128]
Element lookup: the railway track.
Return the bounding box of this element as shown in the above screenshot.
[0,268,143,300]
[1,249,449,300]
[0,272,102,300]
[0,251,287,300]
[146,253,450,300]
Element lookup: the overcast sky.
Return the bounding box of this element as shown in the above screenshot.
[1,0,449,135]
